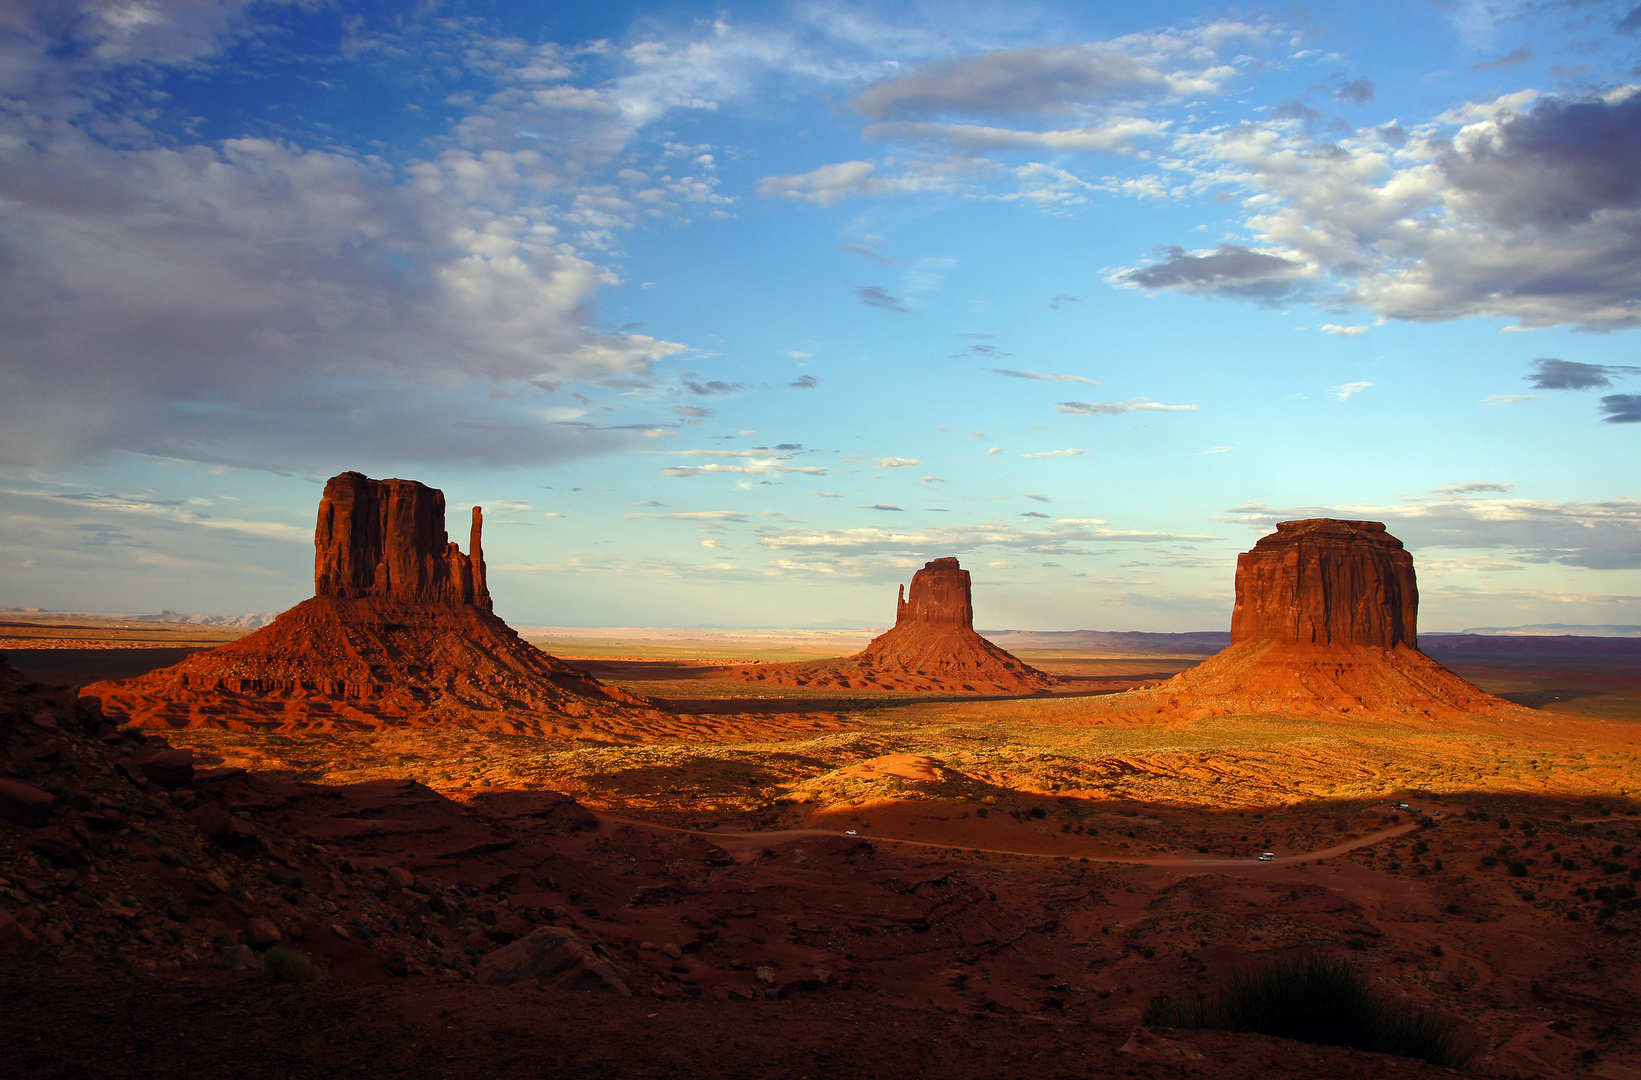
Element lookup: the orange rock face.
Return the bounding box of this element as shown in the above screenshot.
[83,472,668,737]
[1110,519,1518,721]
[734,558,1054,694]
[1230,518,1417,648]
[315,471,489,609]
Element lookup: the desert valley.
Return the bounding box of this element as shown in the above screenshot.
[6,2,1641,1077]
[3,473,1640,1079]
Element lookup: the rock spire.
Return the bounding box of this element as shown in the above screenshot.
[83,472,669,737]
[314,472,489,609]
[1110,518,1516,721]
[733,557,1055,694]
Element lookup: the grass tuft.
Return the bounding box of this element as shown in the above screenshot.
[1143,954,1472,1068]
[263,945,323,983]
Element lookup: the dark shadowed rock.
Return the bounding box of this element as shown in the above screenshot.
[315,471,490,610]
[136,747,194,789]
[0,778,56,827]
[473,926,632,995]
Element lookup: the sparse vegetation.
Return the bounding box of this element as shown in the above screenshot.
[263,945,323,982]
[1143,955,1473,1068]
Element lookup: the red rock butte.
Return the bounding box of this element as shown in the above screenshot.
[1114,518,1518,721]
[733,557,1055,694]
[82,472,671,737]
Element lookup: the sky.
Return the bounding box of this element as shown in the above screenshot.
[1,0,1639,632]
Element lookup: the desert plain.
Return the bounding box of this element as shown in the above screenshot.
[4,603,1641,1079]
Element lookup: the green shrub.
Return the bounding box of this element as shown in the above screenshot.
[1143,955,1472,1068]
[263,945,323,983]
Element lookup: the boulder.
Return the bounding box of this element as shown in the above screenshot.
[246,917,282,947]
[136,747,195,789]
[0,778,57,827]
[472,927,631,995]
[0,907,39,956]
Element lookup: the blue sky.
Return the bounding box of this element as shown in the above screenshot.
[1,0,1639,631]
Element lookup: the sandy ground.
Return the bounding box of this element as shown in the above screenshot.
[5,624,1641,1077]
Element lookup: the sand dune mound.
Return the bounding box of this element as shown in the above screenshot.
[733,558,1055,694]
[1108,518,1522,721]
[83,472,670,736]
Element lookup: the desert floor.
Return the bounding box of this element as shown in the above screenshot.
[4,619,1641,1078]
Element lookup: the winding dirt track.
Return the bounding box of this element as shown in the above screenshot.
[595,805,1448,869]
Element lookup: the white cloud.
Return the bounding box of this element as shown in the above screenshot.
[1117,87,1641,330]
[1320,323,1371,336]
[1222,497,1641,570]
[0,8,907,469]
[875,457,922,468]
[1055,398,1197,415]
[621,510,749,521]
[1020,448,1089,458]
[992,369,1103,385]
[757,519,1217,556]
[1329,381,1374,401]
[756,158,978,206]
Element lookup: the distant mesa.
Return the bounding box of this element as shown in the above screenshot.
[1117,518,1519,720]
[83,472,669,736]
[733,557,1056,694]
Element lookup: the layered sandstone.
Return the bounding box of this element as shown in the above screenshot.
[1230,518,1417,647]
[733,558,1055,694]
[314,472,489,608]
[83,473,669,737]
[1112,519,1517,722]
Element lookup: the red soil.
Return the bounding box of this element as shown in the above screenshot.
[1111,640,1524,722]
[81,596,670,736]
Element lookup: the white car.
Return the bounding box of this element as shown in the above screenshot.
[845,829,858,835]
[1257,852,1275,862]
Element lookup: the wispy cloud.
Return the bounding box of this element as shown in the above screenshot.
[1020,448,1089,458]
[854,284,911,313]
[1329,381,1373,401]
[1055,398,1197,415]
[993,369,1102,385]
[621,510,749,521]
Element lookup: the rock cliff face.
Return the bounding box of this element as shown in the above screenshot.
[734,558,1054,694]
[83,473,670,738]
[1109,519,1516,722]
[1230,519,1416,648]
[894,557,972,628]
[314,472,489,609]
